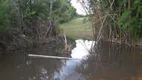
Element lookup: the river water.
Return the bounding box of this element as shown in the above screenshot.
[0,39,142,80]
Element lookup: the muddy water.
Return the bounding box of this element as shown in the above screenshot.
[80,41,142,80]
[0,40,142,80]
[0,39,94,80]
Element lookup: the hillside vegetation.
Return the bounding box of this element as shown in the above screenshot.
[60,17,93,40]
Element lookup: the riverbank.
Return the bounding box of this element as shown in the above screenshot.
[59,18,93,40]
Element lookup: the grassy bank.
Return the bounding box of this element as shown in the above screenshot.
[59,17,93,40]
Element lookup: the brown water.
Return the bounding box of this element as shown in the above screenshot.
[0,40,142,80]
[0,50,82,80]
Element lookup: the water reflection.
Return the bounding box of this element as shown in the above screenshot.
[0,51,64,80]
[71,39,95,59]
[0,40,141,80]
[79,40,142,80]
[0,39,94,80]
[53,39,95,80]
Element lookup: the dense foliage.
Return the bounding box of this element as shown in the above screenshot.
[0,0,77,32]
[0,0,77,49]
[119,0,142,38]
[88,0,142,43]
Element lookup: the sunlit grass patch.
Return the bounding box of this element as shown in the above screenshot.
[59,17,93,40]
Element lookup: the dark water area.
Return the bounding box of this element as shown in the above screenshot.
[80,41,142,80]
[0,40,142,80]
[0,51,80,80]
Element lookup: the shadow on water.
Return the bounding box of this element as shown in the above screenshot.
[79,40,142,80]
[0,51,64,80]
[0,39,88,80]
[0,39,142,80]
[0,39,67,80]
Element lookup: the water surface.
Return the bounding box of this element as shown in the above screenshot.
[0,39,141,80]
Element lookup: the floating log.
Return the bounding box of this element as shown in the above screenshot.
[28,54,81,60]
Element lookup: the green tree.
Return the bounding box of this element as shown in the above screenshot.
[0,0,77,49]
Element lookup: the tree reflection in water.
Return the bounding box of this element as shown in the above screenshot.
[0,47,65,80]
[0,40,141,80]
[79,40,142,80]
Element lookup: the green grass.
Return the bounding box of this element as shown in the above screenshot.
[59,17,93,40]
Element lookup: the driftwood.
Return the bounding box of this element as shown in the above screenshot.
[63,31,71,52]
[28,54,81,60]
[28,54,107,62]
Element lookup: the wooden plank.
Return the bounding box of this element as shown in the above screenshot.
[28,54,81,60]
